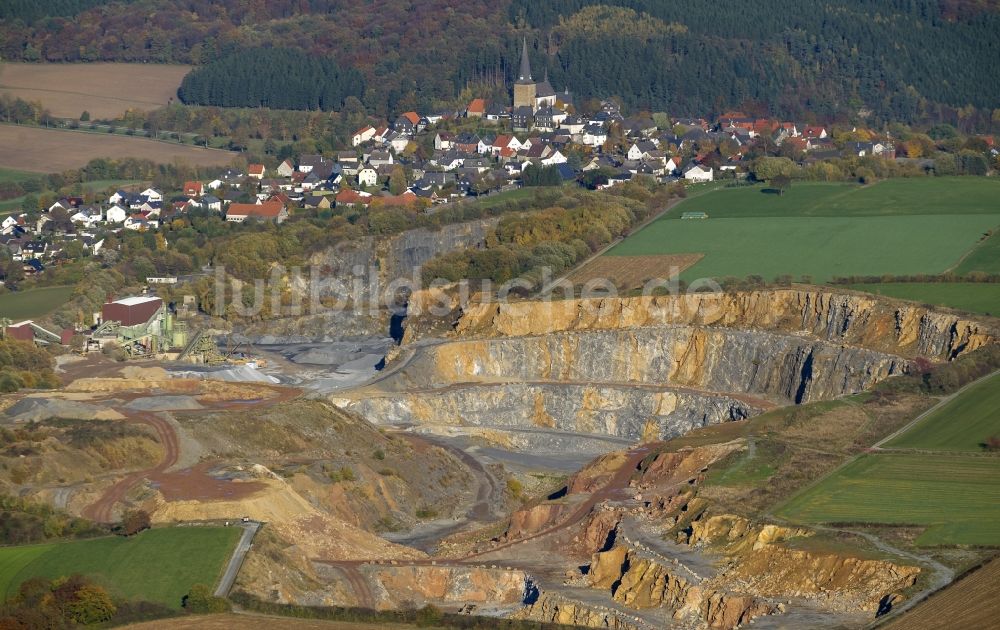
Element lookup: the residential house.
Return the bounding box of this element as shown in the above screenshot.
[124,215,158,230]
[389,133,411,153]
[183,181,204,197]
[453,133,481,154]
[561,115,585,135]
[802,126,828,140]
[140,188,162,202]
[276,159,295,177]
[393,111,421,134]
[484,103,509,121]
[512,106,533,131]
[197,195,222,212]
[106,205,128,223]
[582,123,608,147]
[683,163,714,182]
[541,149,568,166]
[368,151,394,168]
[225,201,288,223]
[303,194,332,209]
[434,132,454,151]
[357,167,378,188]
[248,164,266,179]
[533,107,556,132]
[466,98,486,118]
[299,154,330,173]
[352,125,377,146]
[335,189,373,207]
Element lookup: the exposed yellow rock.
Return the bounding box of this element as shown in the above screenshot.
[513,591,638,629]
[450,290,994,359]
[151,475,424,562]
[369,565,526,607]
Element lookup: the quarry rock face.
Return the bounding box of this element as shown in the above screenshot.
[450,290,993,359]
[349,381,758,442]
[345,290,995,448]
[514,591,639,629]
[408,327,905,403]
[363,565,526,608]
[587,545,780,629]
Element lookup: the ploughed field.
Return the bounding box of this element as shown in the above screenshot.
[0,125,236,172]
[0,527,240,608]
[0,62,190,119]
[607,178,1000,283]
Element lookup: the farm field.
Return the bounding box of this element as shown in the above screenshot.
[659,178,1000,218]
[885,372,1000,452]
[605,179,1000,283]
[955,230,1000,275]
[776,454,1000,546]
[848,282,1000,315]
[0,168,37,184]
[565,254,703,290]
[0,63,190,120]
[883,557,1000,630]
[0,125,236,173]
[0,527,240,608]
[0,285,75,320]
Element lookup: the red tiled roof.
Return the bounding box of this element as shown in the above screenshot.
[467,98,486,113]
[336,189,372,205]
[248,164,265,175]
[402,111,420,125]
[354,125,374,136]
[227,201,284,218]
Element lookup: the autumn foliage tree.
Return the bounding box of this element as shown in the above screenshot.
[120,509,150,536]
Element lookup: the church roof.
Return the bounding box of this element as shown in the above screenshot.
[536,70,555,97]
[516,37,533,85]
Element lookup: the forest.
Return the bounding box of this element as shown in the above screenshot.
[1,0,999,127]
[178,48,365,112]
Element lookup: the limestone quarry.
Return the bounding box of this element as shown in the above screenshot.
[339,289,991,456]
[3,286,997,629]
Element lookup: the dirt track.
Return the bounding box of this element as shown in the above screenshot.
[82,410,179,522]
[319,442,655,607]
[81,383,301,523]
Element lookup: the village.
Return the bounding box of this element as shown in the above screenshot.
[0,39,928,286]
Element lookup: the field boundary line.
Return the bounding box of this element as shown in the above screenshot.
[943,221,1000,274]
[540,182,723,294]
[872,369,1000,448]
[770,370,1000,518]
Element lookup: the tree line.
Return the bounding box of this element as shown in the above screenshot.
[4,0,999,127]
[178,48,365,112]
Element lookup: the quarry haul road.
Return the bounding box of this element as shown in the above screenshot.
[318,442,655,606]
[81,384,301,524]
[82,410,179,523]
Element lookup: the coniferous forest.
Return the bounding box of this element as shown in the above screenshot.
[177,49,365,112]
[1,0,999,127]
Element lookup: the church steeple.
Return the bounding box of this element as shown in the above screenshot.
[516,37,533,84]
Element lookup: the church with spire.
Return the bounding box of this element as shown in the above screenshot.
[513,38,559,112]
